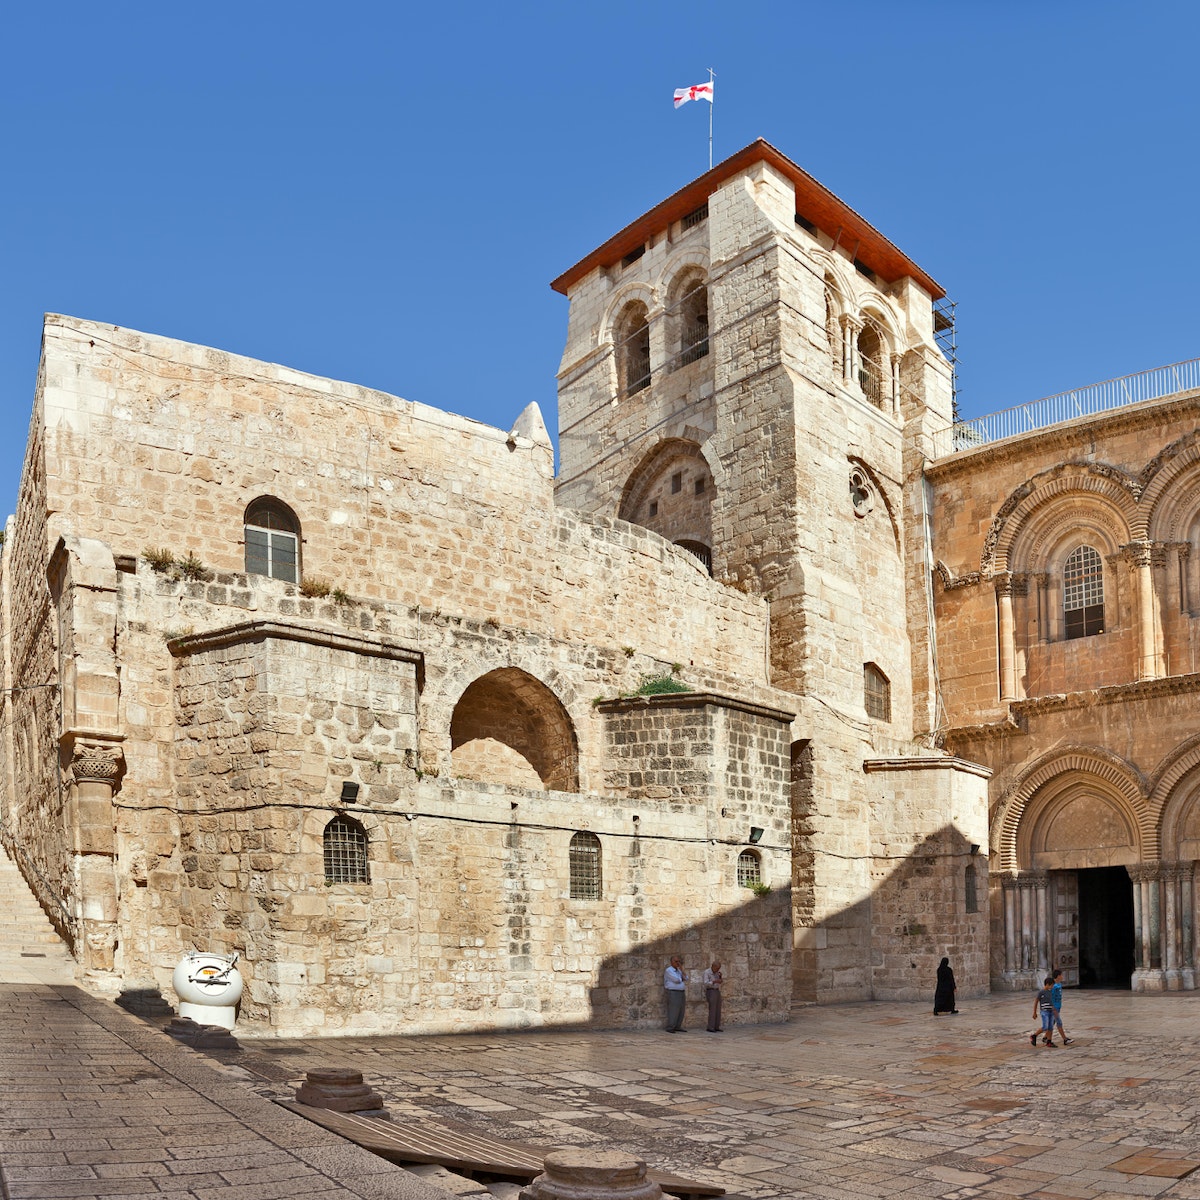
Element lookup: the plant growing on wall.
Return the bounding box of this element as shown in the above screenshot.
[300,576,332,598]
[143,547,175,573]
[176,552,212,582]
[631,672,692,697]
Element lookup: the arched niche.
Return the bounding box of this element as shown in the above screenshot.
[450,667,579,793]
[1018,776,1141,870]
[618,438,714,562]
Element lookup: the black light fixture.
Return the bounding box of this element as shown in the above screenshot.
[340,781,360,804]
[748,826,764,844]
[970,843,980,856]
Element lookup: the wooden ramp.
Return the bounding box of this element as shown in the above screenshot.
[276,1100,724,1198]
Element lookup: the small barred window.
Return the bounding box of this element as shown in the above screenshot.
[737,849,762,887]
[569,831,602,900]
[864,663,891,721]
[324,815,369,884]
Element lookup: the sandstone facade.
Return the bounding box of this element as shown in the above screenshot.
[8,138,1120,1037]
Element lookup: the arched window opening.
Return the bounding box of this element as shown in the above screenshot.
[864,663,891,721]
[824,275,842,369]
[450,667,579,792]
[245,497,299,583]
[677,281,709,366]
[618,440,714,568]
[674,539,712,575]
[965,864,979,914]
[569,832,602,900]
[857,323,885,407]
[737,849,762,888]
[616,303,651,397]
[1063,545,1105,639]
[324,815,369,884]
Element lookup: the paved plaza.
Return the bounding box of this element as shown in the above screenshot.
[4,947,1200,1200]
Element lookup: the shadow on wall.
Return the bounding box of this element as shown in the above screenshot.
[587,885,795,1031]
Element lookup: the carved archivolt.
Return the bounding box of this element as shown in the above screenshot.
[1137,428,1200,534]
[992,747,1151,871]
[982,463,1138,575]
[1149,735,1200,853]
[1141,453,1200,543]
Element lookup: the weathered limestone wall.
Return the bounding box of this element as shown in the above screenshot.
[554,154,977,1007]
[0,314,798,1033]
[865,758,991,999]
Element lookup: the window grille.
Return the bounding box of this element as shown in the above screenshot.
[1063,545,1105,639]
[245,498,299,583]
[324,815,369,884]
[857,325,886,408]
[681,203,708,230]
[737,849,762,887]
[674,540,712,575]
[621,244,645,267]
[864,663,891,721]
[569,832,602,900]
[678,285,709,366]
[671,472,682,494]
[616,306,651,397]
[965,864,979,914]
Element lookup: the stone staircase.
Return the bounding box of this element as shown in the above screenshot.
[0,842,75,968]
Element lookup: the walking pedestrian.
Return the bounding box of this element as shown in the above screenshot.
[1051,968,1073,1045]
[933,956,958,1014]
[703,960,723,1031]
[1030,975,1056,1047]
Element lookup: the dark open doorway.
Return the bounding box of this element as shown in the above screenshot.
[1077,866,1134,988]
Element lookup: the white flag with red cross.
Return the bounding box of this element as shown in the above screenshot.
[673,82,713,108]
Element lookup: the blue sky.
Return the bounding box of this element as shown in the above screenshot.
[2,2,1197,523]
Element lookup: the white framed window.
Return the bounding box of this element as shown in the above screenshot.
[245,497,299,583]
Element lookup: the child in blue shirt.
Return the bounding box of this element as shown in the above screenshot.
[1051,968,1073,1045]
[1030,976,1056,1047]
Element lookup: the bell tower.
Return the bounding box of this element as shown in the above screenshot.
[552,140,985,1005]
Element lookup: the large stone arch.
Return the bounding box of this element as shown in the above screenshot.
[993,748,1151,871]
[1149,735,1200,858]
[618,437,719,572]
[1138,427,1200,539]
[447,666,580,793]
[982,463,1138,575]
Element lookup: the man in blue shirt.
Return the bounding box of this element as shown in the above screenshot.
[664,957,687,1032]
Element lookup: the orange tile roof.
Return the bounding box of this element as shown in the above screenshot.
[550,138,943,299]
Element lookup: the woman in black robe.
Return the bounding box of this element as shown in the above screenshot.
[933,957,958,1014]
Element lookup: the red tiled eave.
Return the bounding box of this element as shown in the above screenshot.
[550,138,943,300]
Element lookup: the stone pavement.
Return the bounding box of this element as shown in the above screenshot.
[5,945,1200,1200]
[0,952,447,1200]
[216,991,1200,1200]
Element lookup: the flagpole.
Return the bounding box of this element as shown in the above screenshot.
[707,67,714,169]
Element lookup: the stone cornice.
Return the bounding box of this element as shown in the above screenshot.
[926,387,1200,479]
[596,691,796,724]
[950,674,1200,744]
[863,755,991,779]
[167,620,423,665]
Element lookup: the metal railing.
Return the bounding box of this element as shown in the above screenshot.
[944,357,1200,454]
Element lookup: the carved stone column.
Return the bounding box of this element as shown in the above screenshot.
[1002,872,1047,989]
[1129,863,1165,992]
[1163,862,1195,990]
[1125,543,1163,680]
[995,574,1025,701]
[841,315,861,387]
[62,732,125,980]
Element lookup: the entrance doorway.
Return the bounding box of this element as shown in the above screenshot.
[1076,866,1135,988]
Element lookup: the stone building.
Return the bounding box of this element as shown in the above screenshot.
[3,137,1189,1037]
